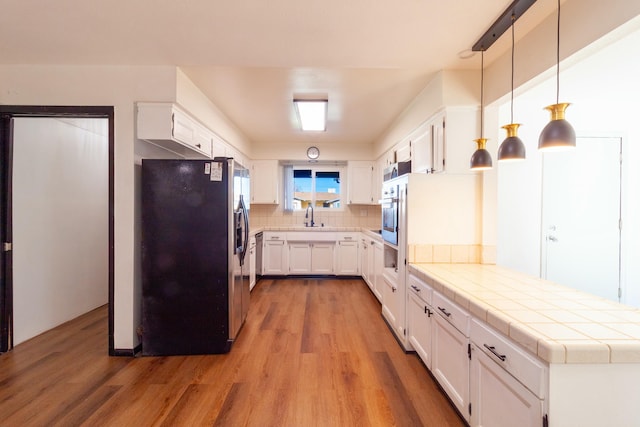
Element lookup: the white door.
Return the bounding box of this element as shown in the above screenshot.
[541,137,622,301]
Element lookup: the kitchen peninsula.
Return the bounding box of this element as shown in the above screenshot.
[409,262,640,426]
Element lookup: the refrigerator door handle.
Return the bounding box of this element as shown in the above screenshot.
[239,195,249,265]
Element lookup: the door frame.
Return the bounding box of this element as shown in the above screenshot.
[0,106,115,354]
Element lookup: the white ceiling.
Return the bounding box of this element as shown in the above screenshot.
[0,0,559,146]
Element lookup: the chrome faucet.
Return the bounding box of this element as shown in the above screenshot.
[305,204,315,227]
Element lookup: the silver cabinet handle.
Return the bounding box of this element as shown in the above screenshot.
[484,344,507,361]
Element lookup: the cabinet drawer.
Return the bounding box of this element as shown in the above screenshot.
[264,233,286,241]
[433,291,469,336]
[470,318,546,399]
[336,232,359,241]
[408,273,432,305]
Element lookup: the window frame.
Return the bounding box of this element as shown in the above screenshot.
[291,165,344,211]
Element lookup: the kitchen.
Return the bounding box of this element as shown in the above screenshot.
[1,0,640,425]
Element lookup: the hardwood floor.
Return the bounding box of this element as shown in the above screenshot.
[0,278,464,426]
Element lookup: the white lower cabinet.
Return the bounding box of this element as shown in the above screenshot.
[432,312,470,421]
[311,243,334,274]
[288,242,335,274]
[360,237,370,285]
[336,240,358,275]
[408,289,433,369]
[382,271,403,338]
[470,343,543,427]
[263,233,287,275]
[371,239,383,301]
[249,236,257,291]
[469,318,546,427]
[288,242,311,274]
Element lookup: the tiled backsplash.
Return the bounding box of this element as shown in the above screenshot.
[250,204,381,229]
[408,244,497,264]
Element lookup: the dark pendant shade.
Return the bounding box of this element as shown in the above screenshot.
[498,123,526,161]
[470,138,493,170]
[538,103,576,151]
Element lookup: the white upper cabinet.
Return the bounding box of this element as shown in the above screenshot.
[251,160,279,204]
[395,138,412,163]
[409,122,431,173]
[347,161,375,205]
[431,112,446,173]
[136,102,213,159]
[439,107,477,174]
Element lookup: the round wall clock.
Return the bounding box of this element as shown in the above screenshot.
[306,146,320,160]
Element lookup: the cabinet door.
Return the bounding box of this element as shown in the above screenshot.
[411,122,432,173]
[249,237,256,290]
[347,161,374,204]
[395,139,411,163]
[470,344,543,427]
[372,240,383,302]
[336,240,359,275]
[432,113,445,173]
[311,243,334,274]
[251,160,279,204]
[360,238,370,285]
[381,273,400,332]
[263,240,286,275]
[289,243,311,274]
[432,313,470,421]
[171,109,195,145]
[408,291,433,369]
[192,122,213,158]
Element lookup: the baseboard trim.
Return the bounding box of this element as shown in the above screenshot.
[111,343,142,357]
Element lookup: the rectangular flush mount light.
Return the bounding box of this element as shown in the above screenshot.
[294,99,327,131]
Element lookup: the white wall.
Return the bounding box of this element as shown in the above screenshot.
[495,20,640,306]
[12,118,108,344]
[250,142,374,161]
[0,65,177,350]
[175,69,253,158]
[374,70,482,158]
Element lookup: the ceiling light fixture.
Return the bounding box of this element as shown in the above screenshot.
[498,14,526,162]
[538,0,576,151]
[470,50,493,171]
[293,99,327,132]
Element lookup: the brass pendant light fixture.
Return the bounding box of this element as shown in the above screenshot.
[538,0,576,151]
[498,14,526,162]
[470,50,493,171]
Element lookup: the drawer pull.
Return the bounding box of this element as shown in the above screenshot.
[438,306,451,317]
[410,285,420,292]
[484,344,507,362]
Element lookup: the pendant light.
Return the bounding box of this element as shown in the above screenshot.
[498,14,526,162]
[470,50,493,171]
[538,0,576,151]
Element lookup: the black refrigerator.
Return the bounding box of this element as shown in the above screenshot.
[141,158,250,355]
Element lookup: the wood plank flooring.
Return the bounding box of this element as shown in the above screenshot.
[0,278,464,426]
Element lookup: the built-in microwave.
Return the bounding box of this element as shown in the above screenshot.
[381,181,399,245]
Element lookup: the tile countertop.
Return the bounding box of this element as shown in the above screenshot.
[250,226,382,238]
[409,263,640,365]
